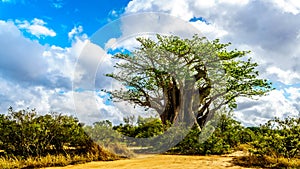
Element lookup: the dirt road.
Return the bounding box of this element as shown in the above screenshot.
[45,153,255,169]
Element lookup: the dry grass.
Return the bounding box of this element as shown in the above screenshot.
[232,144,300,168]
[45,153,258,169]
[233,155,300,168]
[0,154,91,169]
[0,144,120,168]
[105,143,136,158]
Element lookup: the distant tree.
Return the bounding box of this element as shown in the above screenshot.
[113,116,165,147]
[251,116,300,159]
[106,34,273,128]
[85,120,121,145]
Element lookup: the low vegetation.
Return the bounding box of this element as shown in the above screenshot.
[234,116,300,168]
[99,112,300,168]
[0,107,299,168]
[0,107,119,168]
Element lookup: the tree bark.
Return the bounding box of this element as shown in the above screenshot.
[159,78,180,125]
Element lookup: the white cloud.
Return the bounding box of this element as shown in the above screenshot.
[73,39,114,88]
[0,20,47,82]
[0,19,149,125]
[284,87,300,101]
[108,9,123,19]
[267,0,300,15]
[0,21,71,110]
[51,0,63,9]
[123,1,300,72]
[126,0,193,20]
[110,10,118,17]
[126,0,156,13]
[104,38,118,50]
[235,89,299,126]
[42,37,131,124]
[266,66,300,85]
[297,30,300,39]
[219,0,250,6]
[0,80,49,114]
[73,90,126,125]
[193,0,216,9]
[68,25,83,39]
[15,18,56,38]
[190,21,228,39]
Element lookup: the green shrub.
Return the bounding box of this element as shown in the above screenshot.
[250,117,300,159]
[0,107,93,158]
[235,116,300,169]
[170,112,252,155]
[0,107,120,168]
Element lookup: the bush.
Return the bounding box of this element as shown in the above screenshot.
[170,113,250,155]
[250,117,300,159]
[0,107,120,168]
[85,120,122,145]
[0,107,93,158]
[234,116,300,168]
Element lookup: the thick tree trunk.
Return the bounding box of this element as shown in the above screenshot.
[159,76,213,129]
[159,79,180,125]
[160,78,196,128]
[178,79,196,127]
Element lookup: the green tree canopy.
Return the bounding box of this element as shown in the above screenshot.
[105,34,273,128]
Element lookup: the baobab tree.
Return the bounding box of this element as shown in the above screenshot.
[105,34,272,129]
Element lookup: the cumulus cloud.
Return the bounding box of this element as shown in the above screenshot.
[0,20,48,84]
[267,0,300,15]
[190,21,228,39]
[72,90,133,125]
[108,9,125,20]
[0,21,70,110]
[235,89,299,126]
[68,26,84,40]
[266,66,300,85]
[73,39,115,90]
[99,12,204,56]
[0,76,52,114]
[121,13,201,38]
[15,18,56,38]
[218,0,250,6]
[0,19,127,124]
[126,0,193,20]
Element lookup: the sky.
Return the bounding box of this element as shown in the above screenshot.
[0,0,299,126]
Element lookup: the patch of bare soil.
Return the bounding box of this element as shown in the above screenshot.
[43,151,260,169]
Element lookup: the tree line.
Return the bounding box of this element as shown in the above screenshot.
[0,107,299,168]
[90,113,300,167]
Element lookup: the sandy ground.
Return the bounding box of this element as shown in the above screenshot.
[44,152,257,169]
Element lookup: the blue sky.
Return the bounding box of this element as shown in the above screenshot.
[0,0,130,47]
[0,0,300,126]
